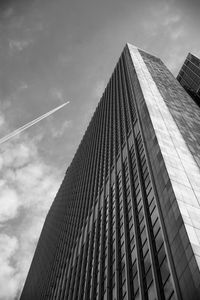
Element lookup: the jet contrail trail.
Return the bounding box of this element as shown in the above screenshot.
[0,101,70,145]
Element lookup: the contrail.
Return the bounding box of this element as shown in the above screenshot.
[0,101,70,145]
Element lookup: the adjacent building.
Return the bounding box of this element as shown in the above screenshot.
[20,44,200,300]
[177,53,200,107]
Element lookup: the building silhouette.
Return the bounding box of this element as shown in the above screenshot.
[177,53,200,107]
[20,44,200,300]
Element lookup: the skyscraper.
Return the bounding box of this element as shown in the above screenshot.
[177,53,200,107]
[20,44,200,300]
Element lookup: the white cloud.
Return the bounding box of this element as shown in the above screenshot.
[0,234,18,264]
[9,39,33,53]
[92,80,105,99]
[0,187,19,223]
[141,2,185,42]
[0,234,19,300]
[50,87,65,102]
[0,113,61,299]
[0,115,5,127]
[162,13,181,26]
[1,142,35,170]
[0,105,63,296]
[170,26,185,40]
[15,163,43,188]
[51,120,72,138]
[18,82,28,91]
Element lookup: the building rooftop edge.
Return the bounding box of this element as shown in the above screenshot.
[125,42,162,61]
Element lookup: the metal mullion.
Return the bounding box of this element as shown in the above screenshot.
[97,79,112,299]
[137,138,182,300]
[76,98,106,300]
[83,219,96,300]
[97,87,111,299]
[63,112,101,299]
[67,131,98,300]
[58,146,92,299]
[123,50,164,299]
[120,53,147,299]
[57,156,85,299]
[97,77,115,300]
[117,62,131,298]
[53,163,85,299]
[83,94,108,300]
[44,169,79,299]
[113,66,121,300]
[58,129,95,298]
[74,144,99,300]
[110,73,115,169]
[70,115,102,300]
[116,59,133,299]
[119,59,131,135]
[43,187,69,297]
[53,229,70,298]
[79,98,105,299]
[90,85,111,299]
[108,77,116,299]
[136,138,164,299]
[104,82,113,300]
[124,48,182,300]
[114,67,119,158]
[46,221,66,297]
[82,96,107,299]
[90,204,103,299]
[56,171,83,298]
[97,192,108,300]
[134,132,163,299]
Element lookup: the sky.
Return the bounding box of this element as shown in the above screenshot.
[0,0,200,298]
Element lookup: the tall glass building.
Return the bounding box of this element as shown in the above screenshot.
[177,53,200,107]
[20,44,200,300]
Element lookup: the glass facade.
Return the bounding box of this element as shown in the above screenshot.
[20,44,200,300]
[177,53,200,107]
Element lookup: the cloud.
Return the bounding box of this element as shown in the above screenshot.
[3,7,14,19]
[18,82,28,91]
[0,136,60,212]
[170,26,185,40]
[50,120,72,138]
[50,87,65,103]
[162,12,185,41]
[0,114,5,127]
[58,53,73,65]
[0,113,61,299]
[0,187,19,223]
[0,234,19,300]
[9,39,33,53]
[141,2,185,42]
[1,142,35,170]
[162,13,181,26]
[92,80,105,99]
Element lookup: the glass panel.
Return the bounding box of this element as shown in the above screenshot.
[147,281,156,300]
